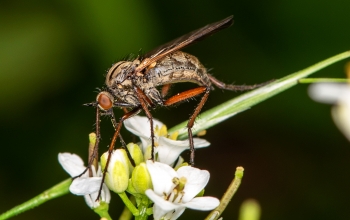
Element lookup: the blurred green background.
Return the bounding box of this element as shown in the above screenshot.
[1,1,350,219]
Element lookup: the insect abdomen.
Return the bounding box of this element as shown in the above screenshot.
[146,51,211,87]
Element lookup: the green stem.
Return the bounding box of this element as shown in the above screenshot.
[118,192,139,216]
[119,205,133,220]
[0,178,71,220]
[93,202,112,220]
[205,167,244,220]
[134,196,151,220]
[299,78,350,83]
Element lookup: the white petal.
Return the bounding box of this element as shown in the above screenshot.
[146,189,179,220]
[101,184,111,203]
[153,204,173,220]
[152,204,168,220]
[177,166,209,202]
[192,138,211,148]
[309,83,350,141]
[83,183,111,207]
[84,193,102,208]
[146,190,179,210]
[157,137,210,165]
[124,115,160,137]
[84,193,96,208]
[333,104,350,141]
[169,207,186,220]
[69,177,102,195]
[157,138,189,165]
[173,156,185,170]
[309,83,350,104]
[124,115,164,150]
[146,161,177,195]
[58,153,86,177]
[185,197,220,210]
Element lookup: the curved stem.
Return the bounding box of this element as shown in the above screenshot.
[118,192,139,216]
[0,178,71,220]
[205,167,244,220]
[299,78,350,83]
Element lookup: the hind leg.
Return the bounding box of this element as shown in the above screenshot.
[163,86,210,166]
[208,74,273,91]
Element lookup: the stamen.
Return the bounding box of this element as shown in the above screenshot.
[174,191,184,203]
[154,125,160,136]
[169,131,179,140]
[163,192,168,200]
[168,189,176,202]
[178,177,187,191]
[154,124,168,137]
[172,177,180,185]
[159,125,168,136]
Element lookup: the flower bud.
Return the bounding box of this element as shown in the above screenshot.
[143,145,153,161]
[130,162,152,194]
[127,143,144,166]
[100,149,130,193]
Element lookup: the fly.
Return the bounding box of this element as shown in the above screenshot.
[77,15,271,200]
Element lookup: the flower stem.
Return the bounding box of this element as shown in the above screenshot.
[134,195,152,220]
[0,178,71,220]
[299,78,350,83]
[93,202,112,220]
[119,196,135,220]
[118,192,139,216]
[205,167,244,220]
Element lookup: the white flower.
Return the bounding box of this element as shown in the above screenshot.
[309,83,350,141]
[145,161,220,220]
[124,115,210,165]
[58,153,111,208]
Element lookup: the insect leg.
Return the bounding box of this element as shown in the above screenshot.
[161,84,172,98]
[134,86,156,161]
[108,109,136,167]
[164,86,209,166]
[97,106,142,201]
[74,105,101,179]
[208,74,273,91]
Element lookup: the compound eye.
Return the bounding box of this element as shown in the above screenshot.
[97,92,113,110]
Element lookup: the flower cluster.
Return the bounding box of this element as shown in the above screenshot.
[59,116,219,219]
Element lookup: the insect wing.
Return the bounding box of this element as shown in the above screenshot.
[135,15,234,73]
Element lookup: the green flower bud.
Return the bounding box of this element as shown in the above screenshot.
[131,162,152,194]
[143,145,153,161]
[127,143,144,166]
[127,179,137,194]
[101,149,130,193]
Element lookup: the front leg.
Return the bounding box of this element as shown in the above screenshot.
[74,103,101,179]
[97,106,142,201]
[134,86,156,161]
[108,109,136,167]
